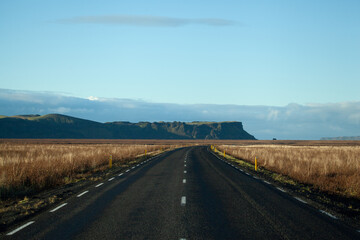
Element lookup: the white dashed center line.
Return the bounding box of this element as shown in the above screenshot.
[181,196,186,206]
[184,164,187,167]
[6,221,35,236]
[118,173,124,176]
[77,190,89,197]
[183,179,186,184]
[50,203,68,213]
[95,183,104,188]
[108,177,115,181]
[126,169,130,173]
[184,170,187,174]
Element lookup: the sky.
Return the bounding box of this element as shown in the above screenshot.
[1,1,360,139]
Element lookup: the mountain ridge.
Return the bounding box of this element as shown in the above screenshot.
[0,114,256,140]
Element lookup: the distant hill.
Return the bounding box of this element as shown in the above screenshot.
[0,114,256,140]
[321,136,360,140]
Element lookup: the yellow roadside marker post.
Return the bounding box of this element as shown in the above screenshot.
[224,150,226,158]
[145,149,147,157]
[255,157,258,171]
[109,155,112,169]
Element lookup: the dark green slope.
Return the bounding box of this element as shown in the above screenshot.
[0,114,112,139]
[0,114,256,139]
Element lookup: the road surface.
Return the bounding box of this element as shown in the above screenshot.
[3,146,360,239]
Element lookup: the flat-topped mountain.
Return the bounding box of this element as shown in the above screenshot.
[0,114,256,139]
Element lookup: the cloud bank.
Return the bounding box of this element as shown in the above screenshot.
[58,15,237,27]
[1,89,359,140]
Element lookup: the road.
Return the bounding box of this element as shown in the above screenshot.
[3,146,360,239]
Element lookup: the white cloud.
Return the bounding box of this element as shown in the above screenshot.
[0,89,45,104]
[267,109,279,121]
[87,96,99,101]
[349,113,360,124]
[49,107,71,114]
[58,15,238,27]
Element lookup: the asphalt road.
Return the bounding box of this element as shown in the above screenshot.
[3,146,360,239]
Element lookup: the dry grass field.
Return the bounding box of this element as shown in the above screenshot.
[0,140,181,199]
[1,139,360,200]
[216,143,360,198]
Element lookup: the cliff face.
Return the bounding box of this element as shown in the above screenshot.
[0,114,256,140]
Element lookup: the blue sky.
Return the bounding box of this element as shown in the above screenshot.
[1,1,360,139]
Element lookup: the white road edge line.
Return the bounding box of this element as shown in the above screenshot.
[118,173,124,176]
[77,190,89,197]
[276,187,286,193]
[95,183,104,188]
[183,179,186,183]
[181,196,186,206]
[264,181,271,185]
[50,203,68,213]
[294,197,307,204]
[6,221,35,236]
[108,177,115,181]
[319,210,337,219]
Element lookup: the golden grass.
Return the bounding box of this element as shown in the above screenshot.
[0,142,176,199]
[217,144,360,198]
